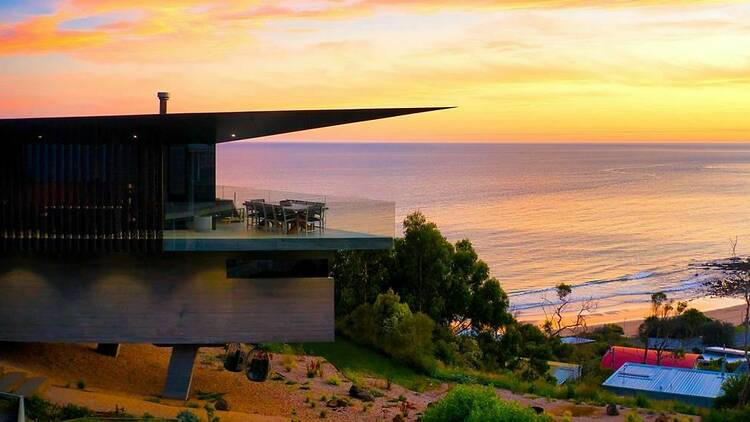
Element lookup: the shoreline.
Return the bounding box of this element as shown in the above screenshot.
[590,303,747,336]
[518,300,748,337]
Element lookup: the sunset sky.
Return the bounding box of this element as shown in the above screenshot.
[1,0,749,142]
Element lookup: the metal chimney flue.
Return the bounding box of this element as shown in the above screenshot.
[157,92,170,114]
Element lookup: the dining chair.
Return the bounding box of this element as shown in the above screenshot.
[262,203,277,230]
[244,199,265,230]
[308,202,326,233]
[276,204,298,234]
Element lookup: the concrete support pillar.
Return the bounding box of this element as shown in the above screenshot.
[95,343,121,357]
[162,345,200,400]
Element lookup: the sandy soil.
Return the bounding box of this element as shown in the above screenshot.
[0,342,700,421]
[0,343,447,421]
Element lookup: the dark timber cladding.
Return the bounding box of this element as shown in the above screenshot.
[0,134,163,254]
[0,107,449,254]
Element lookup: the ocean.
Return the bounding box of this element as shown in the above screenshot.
[217,143,750,320]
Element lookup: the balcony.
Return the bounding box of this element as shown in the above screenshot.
[163,186,394,252]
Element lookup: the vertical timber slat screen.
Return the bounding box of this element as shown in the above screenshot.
[0,133,163,254]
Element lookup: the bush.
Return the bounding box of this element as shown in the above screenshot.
[587,324,625,343]
[176,410,201,422]
[624,411,644,422]
[25,396,94,421]
[714,373,747,409]
[338,290,436,372]
[705,406,750,422]
[634,394,651,408]
[422,385,551,422]
[338,303,379,346]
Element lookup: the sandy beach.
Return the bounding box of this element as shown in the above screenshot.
[518,297,748,337]
[594,303,747,336]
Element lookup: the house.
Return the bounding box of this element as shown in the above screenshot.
[601,346,701,370]
[602,362,731,407]
[0,93,449,399]
[560,336,595,345]
[547,361,582,385]
[702,346,747,364]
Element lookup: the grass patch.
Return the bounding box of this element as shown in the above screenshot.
[302,339,437,392]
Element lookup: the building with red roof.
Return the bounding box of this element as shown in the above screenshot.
[601,346,701,370]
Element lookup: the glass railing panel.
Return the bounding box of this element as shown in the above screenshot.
[163,185,395,250]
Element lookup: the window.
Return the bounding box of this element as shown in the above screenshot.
[226,259,329,279]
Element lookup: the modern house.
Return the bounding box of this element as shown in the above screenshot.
[0,93,449,399]
[602,362,731,407]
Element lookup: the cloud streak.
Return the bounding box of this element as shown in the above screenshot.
[0,0,748,142]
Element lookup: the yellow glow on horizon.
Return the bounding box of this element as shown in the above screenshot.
[0,0,749,142]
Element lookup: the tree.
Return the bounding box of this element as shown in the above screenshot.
[469,279,513,332]
[331,249,393,316]
[705,259,750,406]
[448,239,513,335]
[541,283,596,337]
[638,292,687,366]
[393,212,454,321]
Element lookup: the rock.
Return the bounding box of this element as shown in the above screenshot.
[654,414,671,422]
[606,403,619,416]
[531,406,544,415]
[349,385,374,402]
[392,415,406,422]
[214,398,229,411]
[326,398,349,408]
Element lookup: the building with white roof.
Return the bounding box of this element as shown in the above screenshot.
[602,362,732,407]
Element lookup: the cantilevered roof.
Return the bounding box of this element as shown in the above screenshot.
[0,107,452,144]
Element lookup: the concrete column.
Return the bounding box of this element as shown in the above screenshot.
[162,345,200,400]
[95,343,121,357]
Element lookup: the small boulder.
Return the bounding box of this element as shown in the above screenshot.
[606,403,619,416]
[326,398,349,408]
[349,385,374,402]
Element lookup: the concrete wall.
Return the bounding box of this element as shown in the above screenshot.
[0,254,334,344]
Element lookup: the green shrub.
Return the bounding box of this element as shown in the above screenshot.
[422,385,551,422]
[634,394,651,409]
[338,290,437,373]
[25,396,94,421]
[705,406,750,422]
[176,410,200,422]
[338,303,379,346]
[624,410,644,422]
[715,374,747,409]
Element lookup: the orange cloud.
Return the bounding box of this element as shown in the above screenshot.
[0,15,108,55]
[0,0,749,142]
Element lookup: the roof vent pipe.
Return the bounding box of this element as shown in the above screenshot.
[157,92,169,114]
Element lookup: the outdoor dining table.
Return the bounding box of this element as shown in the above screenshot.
[282,203,313,213]
[282,202,313,233]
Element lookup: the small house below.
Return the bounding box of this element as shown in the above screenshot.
[602,362,731,407]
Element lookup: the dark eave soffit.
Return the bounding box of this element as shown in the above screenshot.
[0,107,453,144]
